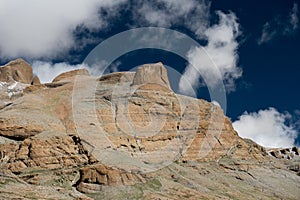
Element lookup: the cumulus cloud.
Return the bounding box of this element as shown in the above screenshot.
[179,11,242,95]
[258,3,299,45]
[0,0,125,60]
[233,108,298,148]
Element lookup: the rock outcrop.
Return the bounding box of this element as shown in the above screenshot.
[0,60,299,199]
[0,59,37,84]
[31,75,41,85]
[0,59,41,102]
[132,62,171,89]
[268,146,300,159]
[52,68,89,83]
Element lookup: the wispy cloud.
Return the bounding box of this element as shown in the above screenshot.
[132,1,242,94]
[233,107,298,148]
[132,0,211,39]
[258,3,299,45]
[0,0,126,60]
[124,1,242,95]
[290,3,299,30]
[179,11,242,95]
[257,22,277,45]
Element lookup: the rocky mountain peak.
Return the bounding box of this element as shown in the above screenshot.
[0,59,41,101]
[0,59,299,199]
[0,58,39,85]
[132,62,171,89]
[52,68,89,83]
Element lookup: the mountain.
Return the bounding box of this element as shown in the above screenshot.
[0,59,299,199]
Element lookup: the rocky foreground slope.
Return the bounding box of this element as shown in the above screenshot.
[0,59,299,199]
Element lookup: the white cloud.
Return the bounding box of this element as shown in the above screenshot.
[0,0,125,60]
[179,11,242,95]
[32,61,113,83]
[258,3,299,45]
[32,61,86,83]
[1,0,242,94]
[233,108,298,148]
[257,22,276,45]
[290,3,299,30]
[133,0,210,38]
[135,0,242,96]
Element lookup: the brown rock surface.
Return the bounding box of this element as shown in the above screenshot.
[31,75,41,85]
[132,62,171,89]
[0,59,42,102]
[52,68,89,82]
[77,164,147,193]
[7,133,89,172]
[0,58,36,84]
[0,61,299,199]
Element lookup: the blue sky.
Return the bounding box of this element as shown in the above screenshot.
[0,0,299,147]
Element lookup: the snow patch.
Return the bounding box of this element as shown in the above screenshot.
[0,81,28,99]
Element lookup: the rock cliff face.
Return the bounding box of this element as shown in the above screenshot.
[0,59,299,199]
